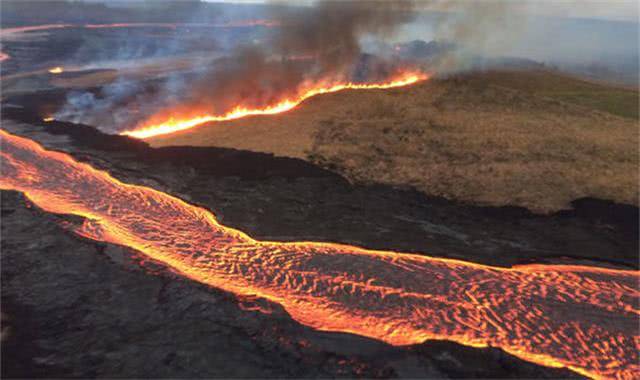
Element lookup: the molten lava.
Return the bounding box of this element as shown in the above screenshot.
[48,66,63,74]
[120,72,429,139]
[0,24,73,37]
[0,21,277,35]
[83,20,279,29]
[1,129,637,379]
[0,22,278,63]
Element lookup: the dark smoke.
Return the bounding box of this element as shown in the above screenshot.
[178,46,308,116]
[55,1,419,132]
[176,0,417,116]
[272,0,415,74]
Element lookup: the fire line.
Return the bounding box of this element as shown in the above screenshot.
[0,129,638,380]
[120,72,429,139]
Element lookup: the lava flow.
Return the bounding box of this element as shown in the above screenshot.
[1,129,638,379]
[83,20,279,29]
[0,21,278,63]
[120,72,429,139]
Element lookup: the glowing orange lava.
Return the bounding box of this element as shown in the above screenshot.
[48,66,63,74]
[83,20,279,29]
[120,72,429,139]
[0,21,276,35]
[0,24,73,37]
[1,129,637,379]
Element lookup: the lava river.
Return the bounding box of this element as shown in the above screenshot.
[0,129,638,379]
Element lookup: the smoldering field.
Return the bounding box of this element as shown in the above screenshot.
[2,0,636,135]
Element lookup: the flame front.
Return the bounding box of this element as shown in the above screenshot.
[121,72,429,139]
[1,129,638,379]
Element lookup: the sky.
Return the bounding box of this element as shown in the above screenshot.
[207,0,639,22]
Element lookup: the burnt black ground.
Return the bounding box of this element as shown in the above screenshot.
[0,104,636,378]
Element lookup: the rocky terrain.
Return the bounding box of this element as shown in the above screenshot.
[1,105,637,377]
[2,189,582,379]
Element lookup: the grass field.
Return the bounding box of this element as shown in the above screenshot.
[473,71,639,120]
[150,70,639,213]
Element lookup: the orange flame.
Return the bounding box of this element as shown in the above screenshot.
[1,129,638,380]
[121,71,429,139]
[48,66,64,74]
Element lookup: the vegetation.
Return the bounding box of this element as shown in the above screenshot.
[473,70,639,119]
[150,70,639,213]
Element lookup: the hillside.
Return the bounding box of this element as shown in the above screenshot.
[149,70,639,213]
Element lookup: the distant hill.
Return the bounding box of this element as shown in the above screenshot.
[149,69,639,213]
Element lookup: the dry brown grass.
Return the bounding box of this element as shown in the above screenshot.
[150,70,639,213]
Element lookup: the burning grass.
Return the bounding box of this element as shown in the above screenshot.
[121,71,428,139]
[149,70,639,213]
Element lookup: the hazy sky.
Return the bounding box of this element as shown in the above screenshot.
[517,0,639,21]
[208,0,639,22]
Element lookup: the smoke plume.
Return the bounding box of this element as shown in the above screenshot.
[55,0,419,132]
[51,0,637,133]
[125,0,419,131]
[272,0,416,74]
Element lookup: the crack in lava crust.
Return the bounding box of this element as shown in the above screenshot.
[0,129,638,379]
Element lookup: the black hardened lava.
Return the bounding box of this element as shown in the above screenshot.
[2,99,633,378]
[1,190,581,379]
[2,104,638,269]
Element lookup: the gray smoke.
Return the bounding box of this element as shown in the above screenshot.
[272,0,416,74]
[56,0,420,132]
[53,0,638,133]
[144,0,419,122]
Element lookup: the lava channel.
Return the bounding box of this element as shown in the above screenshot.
[0,129,638,380]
